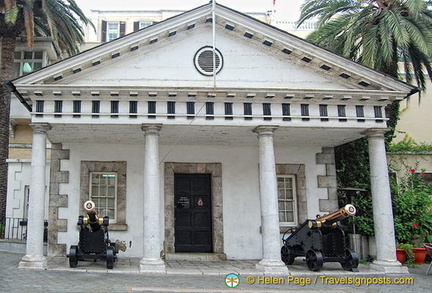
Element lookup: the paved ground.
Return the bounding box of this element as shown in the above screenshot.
[0,251,431,292]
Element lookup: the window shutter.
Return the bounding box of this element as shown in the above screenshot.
[101,20,107,42]
[134,21,139,32]
[120,21,126,37]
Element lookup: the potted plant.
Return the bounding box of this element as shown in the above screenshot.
[392,166,432,265]
[396,243,414,265]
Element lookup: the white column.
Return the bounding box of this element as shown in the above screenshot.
[364,129,408,274]
[19,123,51,269]
[253,126,289,275]
[140,124,166,273]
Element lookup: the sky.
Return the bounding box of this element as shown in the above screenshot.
[74,0,305,21]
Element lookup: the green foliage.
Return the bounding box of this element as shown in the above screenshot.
[298,0,432,95]
[392,167,432,247]
[350,195,375,236]
[0,220,3,238]
[4,5,19,24]
[335,138,371,191]
[397,243,415,265]
[388,136,432,153]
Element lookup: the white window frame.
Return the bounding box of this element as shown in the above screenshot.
[278,175,298,226]
[139,21,153,29]
[13,51,45,78]
[107,21,120,41]
[89,172,118,223]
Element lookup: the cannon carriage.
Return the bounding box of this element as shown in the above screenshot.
[281,204,359,272]
[67,200,118,269]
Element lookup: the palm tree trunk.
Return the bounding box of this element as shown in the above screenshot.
[0,36,17,235]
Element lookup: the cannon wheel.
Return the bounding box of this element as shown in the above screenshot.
[69,245,78,268]
[306,250,323,271]
[341,249,359,271]
[106,246,115,269]
[281,246,295,265]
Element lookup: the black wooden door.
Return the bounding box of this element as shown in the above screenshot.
[174,174,212,252]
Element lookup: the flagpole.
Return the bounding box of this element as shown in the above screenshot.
[212,0,216,89]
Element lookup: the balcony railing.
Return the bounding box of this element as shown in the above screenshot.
[1,217,48,242]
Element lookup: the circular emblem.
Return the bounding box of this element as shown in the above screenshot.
[225,273,240,288]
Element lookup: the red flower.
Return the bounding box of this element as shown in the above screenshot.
[421,173,427,177]
[413,222,418,228]
[410,168,416,173]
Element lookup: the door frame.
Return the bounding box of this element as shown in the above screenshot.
[164,163,224,257]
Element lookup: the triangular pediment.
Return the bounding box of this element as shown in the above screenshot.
[11,2,415,101]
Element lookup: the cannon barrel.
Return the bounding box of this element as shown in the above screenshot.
[83,200,104,231]
[309,204,356,228]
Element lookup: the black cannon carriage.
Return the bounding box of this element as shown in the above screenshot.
[281,204,359,272]
[67,200,118,269]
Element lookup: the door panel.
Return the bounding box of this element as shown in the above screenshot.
[174,174,212,252]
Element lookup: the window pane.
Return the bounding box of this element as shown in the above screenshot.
[34,52,43,59]
[287,211,294,222]
[33,62,42,70]
[24,51,33,59]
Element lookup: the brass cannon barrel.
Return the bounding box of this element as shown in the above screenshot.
[83,200,104,231]
[308,204,356,228]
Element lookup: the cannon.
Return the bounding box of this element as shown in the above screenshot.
[281,204,359,272]
[67,200,118,269]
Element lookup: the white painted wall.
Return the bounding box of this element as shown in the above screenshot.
[58,141,327,259]
[68,26,348,90]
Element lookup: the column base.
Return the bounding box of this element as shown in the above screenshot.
[370,260,409,274]
[256,259,290,275]
[18,254,47,269]
[139,258,166,274]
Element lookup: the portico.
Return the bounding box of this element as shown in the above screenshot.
[10,2,416,273]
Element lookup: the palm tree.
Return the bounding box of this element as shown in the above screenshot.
[297,0,432,191]
[299,0,432,91]
[0,0,93,234]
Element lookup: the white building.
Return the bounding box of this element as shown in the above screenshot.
[9,2,415,273]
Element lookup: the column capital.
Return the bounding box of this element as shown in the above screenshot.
[362,128,389,138]
[252,125,279,136]
[30,123,51,134]
[142,124,162,135]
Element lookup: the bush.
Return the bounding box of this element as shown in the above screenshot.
[392,167,432,247]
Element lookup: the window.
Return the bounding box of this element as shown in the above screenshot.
[374,106,384,122]
[356,105,365,122]
[319,104,329,121]
[206,102,214,120]
[187,102,195,119]
[337,105,347,122]
[244,103,252,120]
[301,104,309,121]
[263,103,271,121]
[54,100,63,118]
[139,21,153,29]
[92,101,100,118]
[167,101,175,119]
[36,100,44,117]
[90,173,117,222]
[148,101,156,118]
[12,51,44,78]
[111,101,119,118]
[282,103,291,121]
[73,100,81,118]
[224,102,233,120]
[107,22,119,41]
[278,175,298,226]
[102,21,126,42]
[129,101,138,118]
